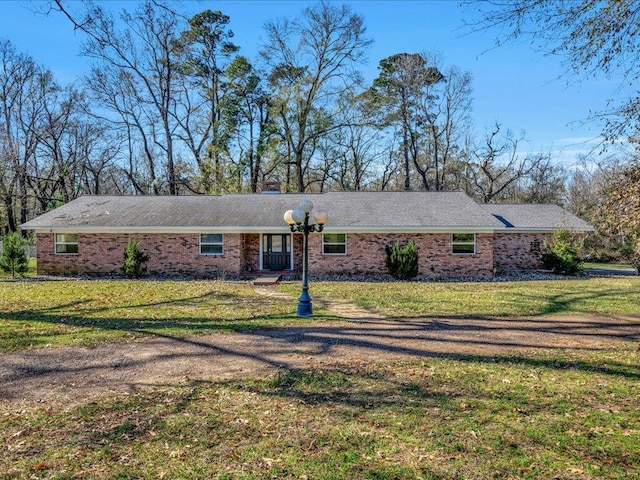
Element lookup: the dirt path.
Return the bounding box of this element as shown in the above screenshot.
[1,294,639,406]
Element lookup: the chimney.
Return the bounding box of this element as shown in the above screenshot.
[260,180,281,194]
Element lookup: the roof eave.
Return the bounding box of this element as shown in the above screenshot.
[23,225,506,234]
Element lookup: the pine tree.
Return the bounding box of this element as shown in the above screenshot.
[121,239,149,278]
[0,232,29,278]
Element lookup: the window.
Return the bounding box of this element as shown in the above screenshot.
[530,239,542,255]
[452,233,476,255]
[323,233,346,255]
[200,234,223,255]
[55,233,78,254]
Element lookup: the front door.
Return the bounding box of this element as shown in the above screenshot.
[262,234,291,270]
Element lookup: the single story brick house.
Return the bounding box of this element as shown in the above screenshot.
[20,191,592,279]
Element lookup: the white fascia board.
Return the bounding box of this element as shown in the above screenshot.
[494,226,594,233]
[27,226,293,234]
[316,226,498,234]
[27,225,592,235]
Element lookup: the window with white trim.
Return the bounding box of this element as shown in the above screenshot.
[323,233,346,255]
[452,233,476,255]
[55,233,78,254]
[200,234,223,255]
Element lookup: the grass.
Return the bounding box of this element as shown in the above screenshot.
[584,261,637,271]
[0,280,298,352]
[1,277,639,353]
[2,352,638,479]
[293,276,640,318]
[1,277,639,478]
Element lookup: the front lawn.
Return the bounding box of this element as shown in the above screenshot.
[1,277,639,353]
[0,280,298,352]
[1,277,639,479]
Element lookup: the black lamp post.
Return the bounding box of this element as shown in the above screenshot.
[284,199,328,317]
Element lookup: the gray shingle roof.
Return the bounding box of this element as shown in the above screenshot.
[20,192,591,233]
[485,204,593,231]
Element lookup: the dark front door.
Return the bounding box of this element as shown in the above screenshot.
[263,234,291,270]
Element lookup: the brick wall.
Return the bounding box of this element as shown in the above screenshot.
[243,234,261,272]
[36,232,243,277]
[307,232,495,279]
[493,232,550,272]
[36,231,547,279]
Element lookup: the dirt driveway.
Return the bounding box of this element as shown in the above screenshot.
[2,294,639,406]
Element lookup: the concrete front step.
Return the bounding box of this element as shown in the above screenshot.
[253,274,282,286]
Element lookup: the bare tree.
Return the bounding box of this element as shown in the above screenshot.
[261,1,372,192]
[511,153,566,204]
[57,1,186,194]
[0,40,43,231]
[467,123,535,203]
[599,158,640,271]
[470,1,640,144]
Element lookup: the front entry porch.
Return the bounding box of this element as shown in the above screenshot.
[261,233,292,271]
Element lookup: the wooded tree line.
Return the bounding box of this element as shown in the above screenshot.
[1,0,638,263]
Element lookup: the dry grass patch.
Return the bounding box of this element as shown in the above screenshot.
[2,348,639,479]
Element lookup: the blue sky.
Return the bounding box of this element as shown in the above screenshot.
[2,0,625,166]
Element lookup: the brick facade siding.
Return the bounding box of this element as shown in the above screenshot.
[37,232,242,277]
[35,231,544,279]
[492,232,549,272]
[308,233,494,279]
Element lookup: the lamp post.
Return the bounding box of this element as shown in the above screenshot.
[284,199,328,317]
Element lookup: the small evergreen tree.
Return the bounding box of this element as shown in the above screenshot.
[0,232,29,278]
[385,240,419,280]
[121,239,149,278]
[541,229,584,275]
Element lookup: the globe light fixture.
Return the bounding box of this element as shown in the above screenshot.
[284,199,328,317]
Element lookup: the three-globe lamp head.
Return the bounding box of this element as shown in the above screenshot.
[284,200,328,227]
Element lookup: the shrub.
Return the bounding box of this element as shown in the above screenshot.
[541,229,583,275]
[385,240,419,280]
[121,239,149,278]
[0,232,29,278]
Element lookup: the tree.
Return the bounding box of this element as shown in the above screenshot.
[385,240,419,280]
[0,232,29,277]
[368,53,444,191]
[367,53,472,192]
[471,1,640,143]
[566,156,633,262]
[600,160,640,272]
[541,228,584,276]
[59,1,185,194]
[512,154,566,204]
[175,10,240,193]
[0,40,41,231]
[261,1,372,192]
[467,123,535,203]
[224,56,277,193]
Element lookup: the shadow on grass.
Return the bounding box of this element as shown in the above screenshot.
[1,280,640,406]
[514,286,639,316]
[309,279,640,319]
[1,308,639,404]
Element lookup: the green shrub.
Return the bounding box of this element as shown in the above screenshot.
[121,239,149,278]
[541,229,583,275]
[385,240,419,280]
[0,232,29,278]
